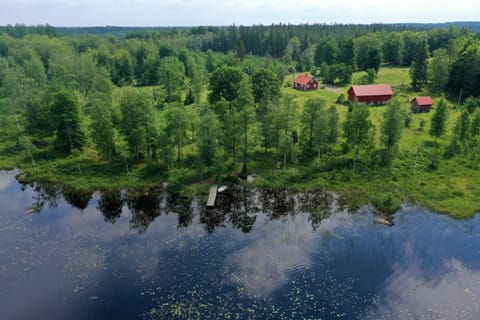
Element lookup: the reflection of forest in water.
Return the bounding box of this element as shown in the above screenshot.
[23,181,348,234]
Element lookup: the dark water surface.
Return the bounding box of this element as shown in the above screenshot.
[1,170,480,320]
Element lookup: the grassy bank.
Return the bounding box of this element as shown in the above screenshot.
[4,142,479,219]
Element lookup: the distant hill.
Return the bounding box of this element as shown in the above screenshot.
[2,22,479,38]
[389,21,480,32]
[55,22,480,37]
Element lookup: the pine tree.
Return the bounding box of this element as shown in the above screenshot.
[410,37,429,89]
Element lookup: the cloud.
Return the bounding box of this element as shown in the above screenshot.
[226,212,349,297]
[372,258,480,318]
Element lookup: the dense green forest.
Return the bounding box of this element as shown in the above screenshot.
[1,24,480,217]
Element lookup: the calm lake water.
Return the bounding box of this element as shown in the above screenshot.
[1,170,480,320]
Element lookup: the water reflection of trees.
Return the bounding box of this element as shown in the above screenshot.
[260,189,296,220]
[97,189,123,224]
[125,187,163,234]
[200,185,257,233]
[26,181,338,232]
[30,182,63,212]
[62,186,92,210]
[165,194,194,228]
[297,191,335,230]
[22,181,93,212]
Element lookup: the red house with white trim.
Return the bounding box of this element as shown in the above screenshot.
[348,84,393,104]
[411,96,433,113]
[293,74,318,91]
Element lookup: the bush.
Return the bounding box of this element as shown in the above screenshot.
[372,192,401,214]
[336,93,348,105]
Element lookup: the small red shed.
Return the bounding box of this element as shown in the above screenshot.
[348,84,393,104]
[411,96,433,113]
[293,74,318,91]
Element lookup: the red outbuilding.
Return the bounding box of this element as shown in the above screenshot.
[347,84,393,104]
[411,96,433,113]
[293,74,318,91]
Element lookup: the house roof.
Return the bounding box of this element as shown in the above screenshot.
[349,84,393,97]
[412,96,433,106]
[294,74,315,85]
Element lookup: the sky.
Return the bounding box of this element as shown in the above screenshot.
[0,0,478,26]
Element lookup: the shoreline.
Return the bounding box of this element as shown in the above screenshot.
[4,163,478,219]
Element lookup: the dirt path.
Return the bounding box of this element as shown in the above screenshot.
[322,84,343,94]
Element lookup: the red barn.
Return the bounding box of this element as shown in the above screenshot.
[411,96,433,113]
[348,84,393,104]
[293,74,318,91]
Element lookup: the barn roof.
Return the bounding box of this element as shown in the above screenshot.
[349,84,393,97]
[412,96,433,106]
[294,74,315,85]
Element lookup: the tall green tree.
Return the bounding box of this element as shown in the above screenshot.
[343,103,375,170]
[447,43,480,99]
[257,96,281,157]
[251,68,280,104]
[190,60,206,104]
[471,110,480,137]
[446,110,470,158]
[89,95,115,160]
[326,105,340,151]
[197,107,221,174]
[366,47,382,72]
[119,88,156,161]
[355,34,382,71]
[111,49,134,86]
[165,104,195,161]
[428,48,449,92]
[141,47,160,85]
[380,100,405,163]
[300,97,327,160]
[23,54,47,87]
[383,33,404,65]
[50,89,85,153]
[283,36,302,68]
[158,56,185,105]
[463,97,480,114]
[208,66,243,104]
[235,76,256,167]
[410,36,429,89]
[314,38,338,66]
[338,38,356,69]
[470,110,480,157]
[429,99,449,142]
[278,95,299,169]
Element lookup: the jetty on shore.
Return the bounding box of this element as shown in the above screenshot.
[207,185,217,208]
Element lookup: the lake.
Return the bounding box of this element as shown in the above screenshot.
[1,170,480,319]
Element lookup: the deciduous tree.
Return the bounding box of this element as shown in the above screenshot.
[429,99,449,142]
[50,89,85,153]
[343,103,375,170]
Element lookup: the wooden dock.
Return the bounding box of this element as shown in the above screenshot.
[206,185,217,208]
